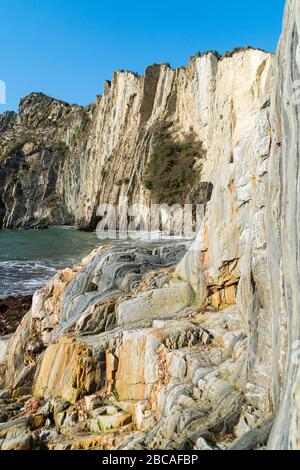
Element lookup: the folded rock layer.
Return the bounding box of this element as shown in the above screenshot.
[0,0,300,452]
[0,47,271,229]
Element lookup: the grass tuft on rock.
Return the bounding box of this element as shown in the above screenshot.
[143,127,206,205]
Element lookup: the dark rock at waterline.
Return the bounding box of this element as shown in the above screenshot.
[0,296,32,336]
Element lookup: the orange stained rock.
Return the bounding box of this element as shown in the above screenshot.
[33,337,103,403]
[115,330,163,401]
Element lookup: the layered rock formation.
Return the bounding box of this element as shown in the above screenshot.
[1,0,300,452]
[0,46,271,229]
[266,0,300,449]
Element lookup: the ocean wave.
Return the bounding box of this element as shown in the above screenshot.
[0,260,62,297]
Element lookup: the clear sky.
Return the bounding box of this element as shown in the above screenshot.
[0,0,286,113]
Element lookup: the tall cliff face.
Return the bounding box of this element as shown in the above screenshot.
[0,49,272,229]
[178,0,300,449]
[2,0,300,452]
[266,0,300,449]
[0,95,94,228]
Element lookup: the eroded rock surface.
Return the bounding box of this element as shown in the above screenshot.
[1,0,300,452]
[0,47,272,229]
[0,241,276,450]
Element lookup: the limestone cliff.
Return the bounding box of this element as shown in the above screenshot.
[0,48,271,229]
[266,0,300,449]
[1,0,300,453]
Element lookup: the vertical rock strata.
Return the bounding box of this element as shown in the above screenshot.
[0,49,271,229]
[0,0,300,452]
[267,0,300,450]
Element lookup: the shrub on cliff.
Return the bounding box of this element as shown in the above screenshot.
[0,141,25,163]
[143,129,205,205]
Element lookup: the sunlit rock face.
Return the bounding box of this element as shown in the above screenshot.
[176,0,300,449]
[266,0,300,450]
[0,48,272,229]
[2,0,300,452]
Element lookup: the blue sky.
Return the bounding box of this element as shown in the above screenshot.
[0,0,285,112]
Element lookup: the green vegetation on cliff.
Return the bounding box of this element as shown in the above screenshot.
[143,128,206,205]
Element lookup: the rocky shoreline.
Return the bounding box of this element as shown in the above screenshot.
[0,296,32,336]
[0,244,249,450]
[0,243,272,450]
